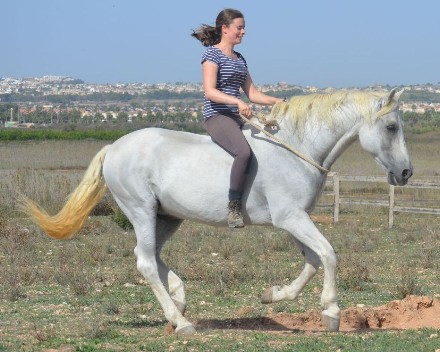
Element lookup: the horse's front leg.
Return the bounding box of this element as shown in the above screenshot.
[271,210,341,331]
[261,242,320,303]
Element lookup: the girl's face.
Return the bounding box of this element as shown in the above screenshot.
[222,17,245,45]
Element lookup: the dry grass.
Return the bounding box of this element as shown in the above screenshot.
[1,207,438,351]
[0,140,108,170]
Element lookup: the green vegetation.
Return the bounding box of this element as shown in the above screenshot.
[0,128,128,141]
[0,121,206,141]
[403,89,440,103]
[403,110,440,131]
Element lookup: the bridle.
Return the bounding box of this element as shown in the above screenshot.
[240,114,330,174]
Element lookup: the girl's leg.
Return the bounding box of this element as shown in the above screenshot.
[204,114,251,228]
[204,114,251,197]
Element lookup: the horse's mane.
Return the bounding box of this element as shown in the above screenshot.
[263,90,398,135]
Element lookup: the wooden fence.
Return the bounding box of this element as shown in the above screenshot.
[319,172,440,228]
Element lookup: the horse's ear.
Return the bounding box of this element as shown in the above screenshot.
[387,87,404,104]
[394,88,404,101]
[380,88,404,109]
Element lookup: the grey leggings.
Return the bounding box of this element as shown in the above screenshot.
[204,113,252,200]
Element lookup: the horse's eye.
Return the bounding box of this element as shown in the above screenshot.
[386,124,397,133]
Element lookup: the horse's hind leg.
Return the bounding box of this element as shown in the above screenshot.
[134,215,186,314]
[115,194,195,335]
[133,214,195,335]
[261,241,320,304]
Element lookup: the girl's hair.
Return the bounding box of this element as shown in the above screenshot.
[191,8,244,47]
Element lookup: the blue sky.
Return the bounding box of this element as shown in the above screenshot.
[3,0,439,87]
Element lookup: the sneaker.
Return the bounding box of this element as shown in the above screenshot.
[228,200,244,228]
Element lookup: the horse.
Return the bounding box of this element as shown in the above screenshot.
[21,88,412,335]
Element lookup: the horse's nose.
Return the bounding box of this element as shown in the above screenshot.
[402,167,413,180]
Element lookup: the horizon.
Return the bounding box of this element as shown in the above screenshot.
[2,75,440,89]
[3,1,440,88]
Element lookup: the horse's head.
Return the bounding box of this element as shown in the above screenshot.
[358,88,413,186]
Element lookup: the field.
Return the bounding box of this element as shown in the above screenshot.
[0,131,439,351]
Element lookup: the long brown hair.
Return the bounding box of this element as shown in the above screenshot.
[191,9,244,47]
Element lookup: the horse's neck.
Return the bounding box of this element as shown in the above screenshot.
[321,122,361,169]
[278,110,362,170]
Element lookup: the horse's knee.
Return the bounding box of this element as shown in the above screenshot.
[136,256,158,282]
[319,247,337,268]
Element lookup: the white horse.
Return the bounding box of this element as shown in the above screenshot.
[22,88,412,335]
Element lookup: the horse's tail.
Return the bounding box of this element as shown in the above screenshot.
[20,145,111,240]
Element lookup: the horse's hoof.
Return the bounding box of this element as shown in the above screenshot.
[261,286,282,304]
[175,324,196,336]
[321,311,340,332]
[261,287,274,304]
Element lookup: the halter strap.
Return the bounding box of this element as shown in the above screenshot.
[240,114,330,174]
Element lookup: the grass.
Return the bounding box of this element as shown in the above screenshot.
[1,212,439,350]
[0,213,439,351]
[0,130,439,351]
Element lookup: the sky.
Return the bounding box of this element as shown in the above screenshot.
[3,0,440,88]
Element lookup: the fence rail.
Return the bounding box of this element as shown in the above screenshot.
[319,172,440,228]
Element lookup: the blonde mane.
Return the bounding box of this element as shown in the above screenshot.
[259,90,398,135]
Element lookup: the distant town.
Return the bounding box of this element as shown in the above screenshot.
[1,75,440,127]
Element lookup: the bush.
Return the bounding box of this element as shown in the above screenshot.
[111,207,133,231]
[395,268,423,299]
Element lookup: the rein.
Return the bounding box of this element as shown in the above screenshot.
[240,114,330,174]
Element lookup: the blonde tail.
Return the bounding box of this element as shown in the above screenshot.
[20,145,111,240]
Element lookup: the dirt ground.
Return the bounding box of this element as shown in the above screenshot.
[195,295,440,332]
[269,295,440,332]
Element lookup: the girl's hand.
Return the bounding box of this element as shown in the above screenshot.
[238,101,252,118]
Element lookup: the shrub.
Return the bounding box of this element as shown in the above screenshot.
[395,268,422,299]
[111,207,133,231]
[338,255,371,291]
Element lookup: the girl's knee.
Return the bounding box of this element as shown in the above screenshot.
[238,145,251,160]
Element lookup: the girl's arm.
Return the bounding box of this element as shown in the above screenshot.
[241,72,284,105]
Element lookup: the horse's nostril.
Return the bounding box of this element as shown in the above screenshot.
[402,168,412,179]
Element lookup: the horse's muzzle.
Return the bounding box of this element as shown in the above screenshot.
[402,167,413,181]
[388,165,413,186]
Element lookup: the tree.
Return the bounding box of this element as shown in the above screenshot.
[117,112,129,123]
[0,103,18,122]
[95,112,104,122]
[135,111,143,122]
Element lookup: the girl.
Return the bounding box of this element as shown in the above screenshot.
[192,8,283,228]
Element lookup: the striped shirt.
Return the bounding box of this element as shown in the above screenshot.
[201,46,248,119]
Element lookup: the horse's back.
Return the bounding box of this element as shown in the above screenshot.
[103,128,231,222]
[110,127,210,151]
[104,128,223,177]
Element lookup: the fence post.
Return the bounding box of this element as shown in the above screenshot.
[333,172,340,224]
[388,185,395,229]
